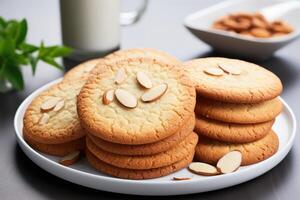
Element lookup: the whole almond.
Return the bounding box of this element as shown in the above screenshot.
[115,89,137,108]
[103,89,115,105]
[217,151,242,174]
[218,63,241,75]
[59,151,80,166]
[203,67,224,76]
[39,113,50,125]
[188,162,220,176]
[141,83,168,102]
[40,97,61,111]
[137,71,152,89]
[114,68,127,84]
[53,100,65,112]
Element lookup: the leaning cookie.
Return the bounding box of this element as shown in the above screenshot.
[195,130,279,165]
[195,97,282,124]
[194,116,274,143]
[78,57,196,145]
[86,149,194,180]
[23,78,86,144]
[86,132,198,169]
[184,57,282,103]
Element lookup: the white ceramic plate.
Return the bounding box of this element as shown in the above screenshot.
[184,0,300,60]
[14,78,297,196]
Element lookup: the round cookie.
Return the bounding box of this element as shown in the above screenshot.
[195,97,283,124]
[86,149,194,180]
[194,116,274,143]
[183,57,283,103]
[64,58,102,81]
[195,130,279,165]
[23,128,85,156]
[23,79,86,144]
[86,132,198,169]
[78,57,196,145]
[105,48,180,65]
[88,115,195,156]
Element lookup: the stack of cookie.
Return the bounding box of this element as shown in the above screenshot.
[77,56,197,179]
[184,57,283,166]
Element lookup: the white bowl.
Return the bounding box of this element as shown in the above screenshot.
[184,0,300,60]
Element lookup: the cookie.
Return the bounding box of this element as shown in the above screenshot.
[86,149,194,180]
[86,132,198,169]
[88,115,195,156]
[105,48,180,65]
[195,97,282,124]
[195,130,279,165]
[23,128,85,156]
[183,57,283,103]
[78,57,196,145]
[194,116,274,143]
[23,79,86,144]
[64,58,102,81]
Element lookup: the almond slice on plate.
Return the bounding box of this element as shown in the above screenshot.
[40,97,61,111]
[136,71,152,89]
[218,63,241,75]
[114,68,127,84]
[141,83,168,102]
[188,162,220,176]
[53,99,65,112]
[59,151,80,166]
[203,67,224,76]
[172,177,192,181]
[39,113,50,125]
[102,89,115,105]
[217,151,242,174]
[115,89,137,108]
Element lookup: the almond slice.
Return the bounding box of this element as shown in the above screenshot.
[203,67,224,76]
[53,99,65,112]
[114,68,127,84]
[172,177,192,181]
[102,89,115,105]
[137,71,152,89]
[141,83,168,102]
[40,97,61,111]
[218,63,241,75]
[59,151,80,166]
[217,151,242,174]
[188,162,220,176]
[39,113,50,125]
[115,89,137,108]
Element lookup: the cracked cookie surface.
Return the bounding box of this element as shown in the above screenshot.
[78,57,196,144]
[195,130,279,165]
[86,132,198,169]
[184,57,282,103]
[194,116,274,143]
[195,97,282,124]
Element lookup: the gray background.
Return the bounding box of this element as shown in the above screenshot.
[0,0,299,199]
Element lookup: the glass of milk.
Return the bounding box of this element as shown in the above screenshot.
[60,0,148,61]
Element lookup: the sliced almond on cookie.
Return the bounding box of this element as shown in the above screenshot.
[137,71,152,89]
[115,89,137,108]
[172,177,192,181]
[217,151,242,174]
[141,83,168,102]
[218,63,241,75]
[40,97,61,111]
[114,68,127,84]
[203,67,224,76]
[102,89,115,105]
[53,99,65,112]
[59,151,80,166]
[39,113,50,125]
[188,162,220,176]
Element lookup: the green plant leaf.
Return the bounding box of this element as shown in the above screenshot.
[29,55,39,75]
[0,17,7,32]
[2,62,24,90]
[5,20,19,40]
[19,43,38,54]
[41,57,63,69]
[15,19,27,46]
[48,46,72,57]
[0,37,15,56]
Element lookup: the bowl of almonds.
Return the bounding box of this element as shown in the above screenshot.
[184,0,300,60]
